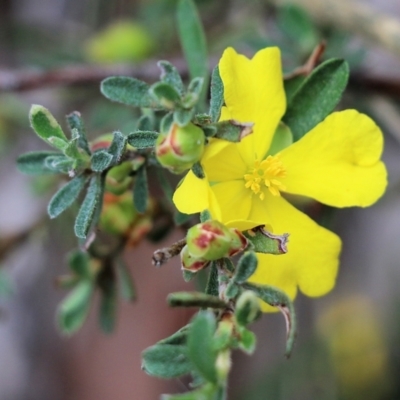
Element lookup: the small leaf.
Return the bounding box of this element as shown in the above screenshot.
[101,76,157,108]
[127,131,159,148]
[74,174,105,239]
[68,250,92,278]
[142,344,192,378]
[160,112,174,133]
[98,274,118,334]
[191,162,205,179]
[168,292,227,309]
[209,66,224,123]
[187,311,217,383]
[158,60,185,94]
[45,155,74,174]
[136,114,153,131]
[116,260,136,301]
[242,282,297,357]
[237,327,256,355]
[283,58,349,141]
[225,282,239,299]
[174,108,195,127]
[29,105,68,146]
[233,252,258,284]
[243,226,289,255]
[48,136,69,152]
[48,174,88,219]
[177,0,208,104]
[17,151,62,175]
[133,166,148,213]
[57,280,94,335]
[91,150,113,172]
[213,120,253,142]
[107,131,127,164]
[205,262,218,296]
[182,77,204,109]
[157,325,190,346]
[66,111,91,155]
[150,82,182,109]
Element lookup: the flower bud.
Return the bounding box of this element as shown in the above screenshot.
[180,245,209,272]
[155,122,204,174]
[235,290,261,326]
[105,162,133,195]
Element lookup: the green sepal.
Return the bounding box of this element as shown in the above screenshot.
[168,291,227,309]
[205,262,218,296]
[116,260,136,301]
[91,150,114,172]
[242,282,296,357]
[47,174,88,219]
[213,120,253,142]
[29,105,68,147]
[150,81,182,109]
[209,66,224,123]
[174,108,195,127]
[233,252,258,284]
[66,111,91,155]
[158,60,185,95]
[268,122,293,156]
[100,76,157,108]
[177,0,208,104]
[17,151,63,175]
[107,131,127,164]
[127,131,159,148]
[243,227,288,255]
[57,280,94,335]
[283,58,349,141]
[191,162,205,179]
[74,174,105,239]
[133,166,148,213]
[142,344,193,379]
[187,311,217,384]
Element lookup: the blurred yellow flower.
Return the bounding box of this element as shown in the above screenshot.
[173,47,387,310]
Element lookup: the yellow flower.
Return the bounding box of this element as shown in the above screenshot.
[173,47,387,310]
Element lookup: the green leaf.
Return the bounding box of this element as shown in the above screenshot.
[225,282,239,299]
[107,131,127,164]
[45,155,74,174]
[209,66,224,123]
[183,269,196,282]
[205,262,218,297]
[174,108,195,127]
[188,311,217,383]
[157,325,190,346]
[29,105,68,147]
[142,344,192,378]
[74,174,105,239]
[17,151,62,175]
[91,150,114,172]
[177,0,208,104]
[237,327,256,354]
[116,260,136,301]
[242,282,297,357]
[68,250,92,278]
[168,292,227,309]
[182,77,204,109]
[150,82,181,109]
[133,166,148,213]
[47,136,69,152]
[57,280,94,335]
[174,210,192,226]
[268,122,293,155]
[233,252,258,284]
[160,112,174,133]
[283,58,349,142]
[213,120,253,142]
[101,76,157,108]
[136,114,153,131]
[99,274,118,334]
[66,111,91,155]
[191,162,205,179]
[127,131,159,148]
[156,167,174,203]
[48,175,88,219]
[158,60,185,94]
[284,75,306,104]
[200,210,211,223]
[243,226,289,255]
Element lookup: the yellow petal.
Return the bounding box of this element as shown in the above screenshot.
[280,110,387,207]
[247,195,341,312]
[173,170,210,214]
[210,181,252,222]
[219,47,286,163]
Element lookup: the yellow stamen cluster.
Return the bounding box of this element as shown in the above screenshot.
[244,155,287,199]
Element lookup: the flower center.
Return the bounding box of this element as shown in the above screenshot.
[244,155,287,200]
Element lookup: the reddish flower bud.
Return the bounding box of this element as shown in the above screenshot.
[180,245,209,272]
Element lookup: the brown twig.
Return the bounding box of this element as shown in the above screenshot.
[152,238,186,267]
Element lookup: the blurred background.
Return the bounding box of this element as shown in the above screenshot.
[1,0,400,399]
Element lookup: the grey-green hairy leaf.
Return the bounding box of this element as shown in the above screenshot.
[74,174,105,239]
[213,120,253,142]
[107,131,127,164]
[101,76,156,108]
[48,175,88,219]
[158,60,185,94]
[209,66,224,123]
[150,81,182,109]
[17,151,62,175]
[168,292,227,309]
[191,162,205,179]
[283,58,349,142]
[91,150,113,172]
[174,108,195,127]
[234,252,258,284]
[66,111,91,155]
[68,250,92,278]
[142,344,192,379]
[116,260,136,301]
[127,131,159,148]
[98,276,117,334]
[133,166,148,213]
[243,227,289,255]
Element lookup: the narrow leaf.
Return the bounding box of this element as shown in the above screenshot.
[17,151,62,175]
[158,60,185,94]
[209,66,224,122]
[107,131,127,164]
[91,150,113,172]
[187,311,217,383]
[156,167,174,203]
[116,260,136,301]
[213,120,253,142]
[45,155,74,174]
[101,76,156,108]
[233,252,258,284]
[74,174,105,239]
[205,262,219,297]
[99,275,118,334]
[133,166,148,213]
[150,82,181,109]
[127,131,159,148]
[66,111,91,155]
[57,280,94,335]
[68,250,92,278]
[157,325,190,346]
[142,344,192,379]
[168,292,227,309]
[48,175,88,219]
[283,58,349,141]
[191,162,205,179]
